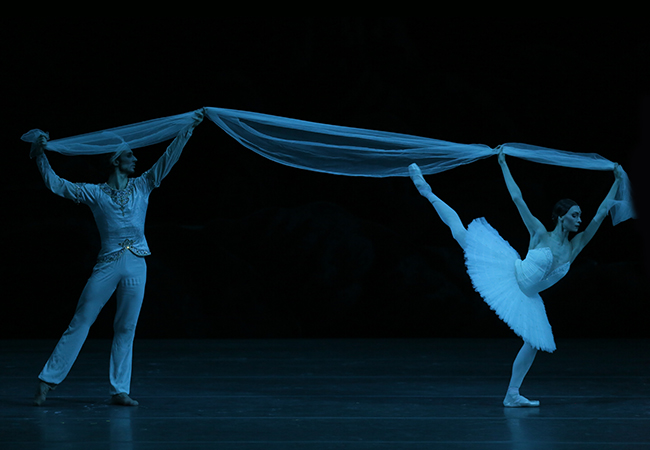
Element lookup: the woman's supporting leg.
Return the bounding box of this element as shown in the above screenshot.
[409,163,467,250]
[504,341,540,407]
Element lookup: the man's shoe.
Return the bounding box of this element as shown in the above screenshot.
[110,393,139,406]
[33,380,55,406]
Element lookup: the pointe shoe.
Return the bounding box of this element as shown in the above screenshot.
[110,393,139,406]
[503,392,540,408]
[33,380,55,406]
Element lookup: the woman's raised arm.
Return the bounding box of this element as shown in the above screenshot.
[570,165,623,258]
[498,150,546,239]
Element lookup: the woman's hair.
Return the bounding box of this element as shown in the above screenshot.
[551,198,579,224]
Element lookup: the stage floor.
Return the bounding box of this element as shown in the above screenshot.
[1,338,649,449]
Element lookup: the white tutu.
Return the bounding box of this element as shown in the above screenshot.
[464,218,556,353]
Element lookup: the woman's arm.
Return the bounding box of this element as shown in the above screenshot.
[570,165,623,258]
[498,150,546,238]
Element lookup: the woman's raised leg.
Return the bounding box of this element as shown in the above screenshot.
[409,163,467,250]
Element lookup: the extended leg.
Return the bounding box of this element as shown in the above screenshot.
[409,163,467,249]
[35,263,118,405]
[504,341,539,407]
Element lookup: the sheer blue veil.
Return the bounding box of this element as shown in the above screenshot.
[21,106,636,225]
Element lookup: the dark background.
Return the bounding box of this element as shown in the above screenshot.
[2,18,647,340]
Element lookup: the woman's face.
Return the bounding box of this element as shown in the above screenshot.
[560,205,582,232]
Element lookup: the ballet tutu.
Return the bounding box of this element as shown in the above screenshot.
[464,218,556,352]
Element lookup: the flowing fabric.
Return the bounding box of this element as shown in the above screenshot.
[21,106,636,225]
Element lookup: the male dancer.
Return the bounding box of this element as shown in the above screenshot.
[31,109,204,406]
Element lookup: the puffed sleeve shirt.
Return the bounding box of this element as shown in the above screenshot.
[35,127,194,264]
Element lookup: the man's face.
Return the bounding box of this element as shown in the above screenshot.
[116,150,137,175]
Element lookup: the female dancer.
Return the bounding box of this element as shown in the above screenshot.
[408,150,623,407]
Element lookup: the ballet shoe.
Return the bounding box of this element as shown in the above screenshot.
[110,393,139,406]
[33,380,55,406]
[503,392,540,408]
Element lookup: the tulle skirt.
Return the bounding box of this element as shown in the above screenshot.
[464,218,556,353]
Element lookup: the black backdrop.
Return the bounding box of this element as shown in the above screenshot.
[2,18,647,340]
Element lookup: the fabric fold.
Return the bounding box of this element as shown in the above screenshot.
[22,106,636,225]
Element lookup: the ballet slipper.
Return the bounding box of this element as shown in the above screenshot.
[110,393,139,406]
[503,392,540,408]
[33,380,56,406]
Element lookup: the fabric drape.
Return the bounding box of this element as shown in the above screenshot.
[21,107,636,225]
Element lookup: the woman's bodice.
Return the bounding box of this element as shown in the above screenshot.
[514,247,570,296]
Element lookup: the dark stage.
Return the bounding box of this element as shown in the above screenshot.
[2,17,649,450]
[2,19,647,342]
[1,338,650,448]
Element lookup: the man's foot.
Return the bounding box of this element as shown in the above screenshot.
[33,380,55,406]
[503,392,540,408]
[110,393,139,406]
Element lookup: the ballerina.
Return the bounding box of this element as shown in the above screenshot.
[408,149,623,407]
[30,109,204,407]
